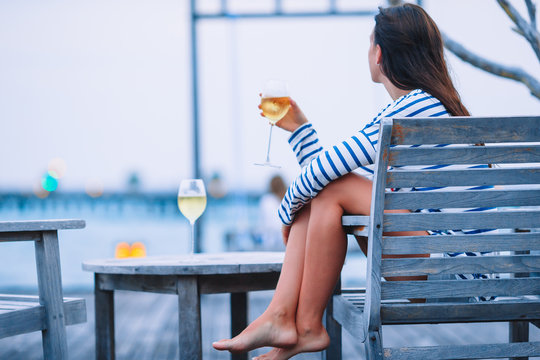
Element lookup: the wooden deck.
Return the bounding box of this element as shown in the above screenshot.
[0,290,538,359]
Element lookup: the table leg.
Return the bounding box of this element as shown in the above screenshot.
[230,292,248,360]
[177,276,202,360]
[95,274,115,360]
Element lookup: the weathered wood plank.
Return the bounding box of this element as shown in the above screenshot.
[0,298,86,339]
[381,278,540,299]
[230,293,248,360]
[390,116,540,145]
[381,255,540,277]
[0,219,85,232]
[34,230,68,360]
[83,252,284,276]
[332,294,365,341]
[199,272,280,294]
[177,276,202,360]
[97,273,178,294]
[382,300,540,324]
[386,167,540,188]
[383,341,540,359]
[0,231,42,242]
[381,232,540,255]
[94,275,115,360]
[382,210,540,231]
[384,188,540,210]
[388,144,540,166]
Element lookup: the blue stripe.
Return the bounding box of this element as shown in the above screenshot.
[343,141,361,167]
[333,146,352,172]
[325,152,342,178]
[288,123,312,144]
[300,174,313,194]
[464,207,496,212]
[387,96,433,117]
[317,157,332,182]
[278,210,288,225]
[467,185,493,190]
[364,128,378,137]
[360,165,374,174]
[429,110,449,117]
[298,138,319,152]
[295,183,307,198]
[310,165,324,188]
[407,102,442,117]
[299,147,322,165]
[280,204,291,222]
[304,172,314,193]
[292,130,315,152]
[351,135,374,164]
[423,164,450,170]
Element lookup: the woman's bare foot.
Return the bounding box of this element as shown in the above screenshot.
[212,310,297,353]
[252,325,330,360]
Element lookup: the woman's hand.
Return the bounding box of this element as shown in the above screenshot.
[259,96,308,133]
[281,224,291,246]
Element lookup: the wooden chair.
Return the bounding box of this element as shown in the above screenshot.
[0,220,87,360]
[326,116,540,359]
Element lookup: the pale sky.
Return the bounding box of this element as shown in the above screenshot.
[1,0,539,193]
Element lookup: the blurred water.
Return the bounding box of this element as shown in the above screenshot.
[0,195,367,291]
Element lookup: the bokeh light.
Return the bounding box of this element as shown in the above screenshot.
[48,158,67,179]
[33,181,49,199]
[41,173,58,192]
[85,178,104,198]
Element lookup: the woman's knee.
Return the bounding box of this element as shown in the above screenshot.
[313,173,372,213]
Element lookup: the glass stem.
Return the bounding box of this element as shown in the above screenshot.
[191,222,195,255]
[265,124,274,163]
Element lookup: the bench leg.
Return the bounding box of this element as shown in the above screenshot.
[509,321,529,360]
[231,292,248,360]
[178,276,202,360]
[35,230,68,360]
[365,328,383,360]
[95,274,115,360]
[324,280,342,360]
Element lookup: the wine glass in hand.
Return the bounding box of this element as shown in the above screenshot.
[177,179,206,255]
[254,80,291,168]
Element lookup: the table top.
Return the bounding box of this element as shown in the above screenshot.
[82,251,284,275]
[0,219,86,232]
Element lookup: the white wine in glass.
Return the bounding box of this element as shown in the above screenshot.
[177,179,207,255]
[255,80,291,168]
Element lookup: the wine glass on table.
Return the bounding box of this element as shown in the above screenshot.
[254,79,291,168]
[177,179,207,255]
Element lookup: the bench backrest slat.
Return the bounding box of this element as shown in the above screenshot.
[381,255,540,278]
[389,144,540,166]
[385,189,540,210]
[387,167,540,188]
[390,116,540,144]
[382,232,540,255]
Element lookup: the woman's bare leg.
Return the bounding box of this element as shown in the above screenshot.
[253,173,373,360]
[212,205,311,353]
[253,173,428,360]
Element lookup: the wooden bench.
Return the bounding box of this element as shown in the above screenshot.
[0,220,87,360]
[325,116,540,359]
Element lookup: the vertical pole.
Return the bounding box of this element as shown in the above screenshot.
[177,276,202,359]
[190,0,202,253]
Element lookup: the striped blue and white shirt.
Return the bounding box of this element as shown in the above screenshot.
[278,89,493,228]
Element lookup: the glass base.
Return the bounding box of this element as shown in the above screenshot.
[253,161,281,169]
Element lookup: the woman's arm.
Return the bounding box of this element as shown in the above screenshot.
[278,128,378,225]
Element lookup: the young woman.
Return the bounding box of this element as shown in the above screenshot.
[213,3,471,359]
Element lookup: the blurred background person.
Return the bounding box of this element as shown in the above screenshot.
[257,174,287,251]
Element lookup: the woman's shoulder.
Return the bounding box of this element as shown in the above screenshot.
[378,89,448,120]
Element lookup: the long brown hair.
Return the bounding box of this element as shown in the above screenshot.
[374,3,470,116]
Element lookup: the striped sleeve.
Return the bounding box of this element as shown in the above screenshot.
[288,123,323,167]
[279,129,377,225]
[278,89,450,226]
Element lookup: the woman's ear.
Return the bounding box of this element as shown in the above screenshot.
[375,44,382,65]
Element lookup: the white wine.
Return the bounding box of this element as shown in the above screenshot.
[178,195,207,224]
[261,96,291,125]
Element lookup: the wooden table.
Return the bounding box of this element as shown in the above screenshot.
[82,252,284,360]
